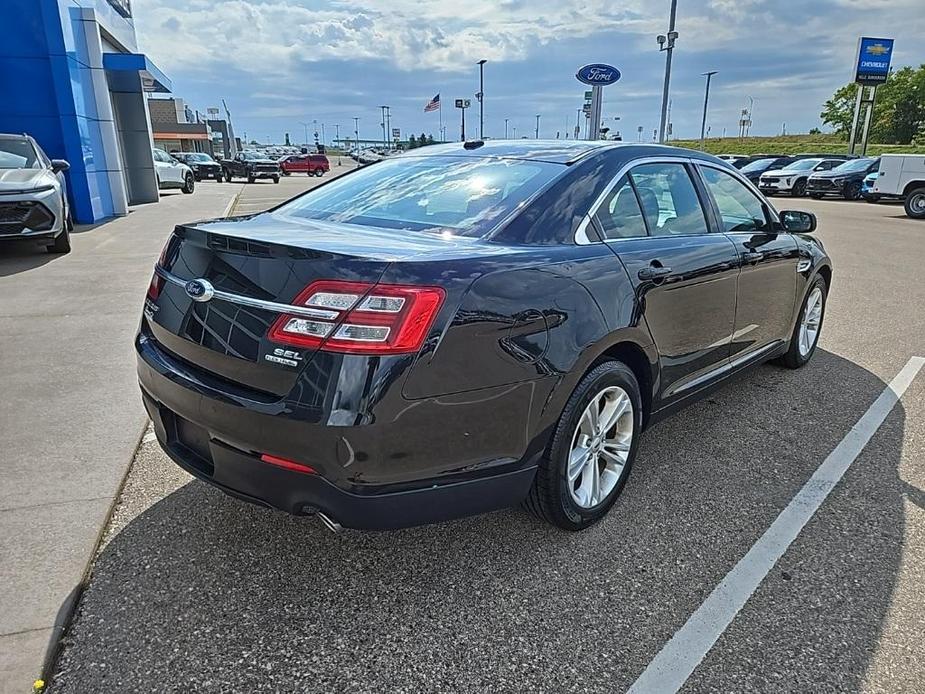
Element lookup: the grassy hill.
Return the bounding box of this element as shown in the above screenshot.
[668,133,925,156]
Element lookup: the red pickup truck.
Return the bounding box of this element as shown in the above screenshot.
[280,154,330,177]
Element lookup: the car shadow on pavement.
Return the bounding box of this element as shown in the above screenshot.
[0,244,62,276]
[48,349,909,694]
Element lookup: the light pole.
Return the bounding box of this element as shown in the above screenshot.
[700,71,717,150]
[476,59,487,139]
[656,0,679,144]
[379,106,388,149]
[576,108,582,139]
[334,124,340,148]
[321,123,326,147]
[512,126,516,139]
[299,121,310,148]
[504,118,509,139]
[353,117,360,152]
[312,119,319,147]
[535,114,540,139]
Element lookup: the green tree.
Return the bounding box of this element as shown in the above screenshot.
[408,134,418,149]
[821,64,925,144]
[420,132,427,147]
[426,134,435,145]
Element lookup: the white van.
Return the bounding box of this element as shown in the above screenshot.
[872,154,925,219]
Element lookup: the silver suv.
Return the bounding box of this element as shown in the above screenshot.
[0,133,72,253]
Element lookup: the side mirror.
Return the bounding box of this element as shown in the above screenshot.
[779,210,816,233]
[51,159,70,173]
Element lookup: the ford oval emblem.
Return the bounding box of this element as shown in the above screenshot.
[185,278,215,303]
[576,63,621,86]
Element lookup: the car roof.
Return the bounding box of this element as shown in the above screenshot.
[396,140,728,166]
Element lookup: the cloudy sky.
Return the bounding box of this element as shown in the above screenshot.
[134,0,924,145]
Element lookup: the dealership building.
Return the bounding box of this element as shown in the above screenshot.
[0,1,173,223]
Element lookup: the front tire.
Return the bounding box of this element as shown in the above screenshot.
[182,173,195,194]
[48,228,71,254]
[777,276,827,369]
[904,187,925,219]
[792,178,807,197]
[273,175,280,184]
[247,175,255,184]
[810,193,824,200]
[524,360,641,531]
[844,181,862,201]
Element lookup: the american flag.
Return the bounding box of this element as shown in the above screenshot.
[424,94,440,112]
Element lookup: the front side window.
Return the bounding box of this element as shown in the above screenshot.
[700,166,771,233]
[595,175,648,240]
[628,163,708,236]
[277,155,563,238]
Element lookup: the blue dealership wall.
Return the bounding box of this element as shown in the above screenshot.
[0,1,140,223]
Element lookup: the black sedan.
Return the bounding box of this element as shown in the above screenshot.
[137,141,831,532]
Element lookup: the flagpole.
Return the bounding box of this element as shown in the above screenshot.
[439,98,443,142]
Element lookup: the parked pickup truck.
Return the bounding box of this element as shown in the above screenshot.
[222,151,281,184]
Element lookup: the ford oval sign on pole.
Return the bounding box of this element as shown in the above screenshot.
[576,64,620,141]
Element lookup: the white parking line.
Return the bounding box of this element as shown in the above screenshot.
[627,355,925,694]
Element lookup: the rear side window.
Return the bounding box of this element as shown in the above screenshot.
[595,175,648,240]
[700,166,771,233]
[277,155,563,238]
[628,162,708,236]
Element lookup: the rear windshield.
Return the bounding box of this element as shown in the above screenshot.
[276,155,563,237]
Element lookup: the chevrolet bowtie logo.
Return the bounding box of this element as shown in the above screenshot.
[866,43,890,56]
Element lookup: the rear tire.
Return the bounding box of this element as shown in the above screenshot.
[904,187,925,219]
[48,228,71,254]
[524,360,642,531]
[224,170,233,182]
[777,276,827,369]
[247,175,255,184]
[315,169,324,177]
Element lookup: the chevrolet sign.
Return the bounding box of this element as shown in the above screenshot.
[855,37,894,86]
[107,0,132,18]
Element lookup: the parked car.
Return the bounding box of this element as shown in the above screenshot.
[0,133,72,253]
[716,154,748,167]
[280,154,330,177]
[138,141,830,532]
[738,156,797,182]
[758,158,844,197]
[861,172,880,202]
[172,152,224,182]
[223,151,281,183]
[871,154,925,218]
[153,148,195,194]
[806,157,880,200]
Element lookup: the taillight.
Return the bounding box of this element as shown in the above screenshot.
[268,280,445,355]
[147,233,174,300]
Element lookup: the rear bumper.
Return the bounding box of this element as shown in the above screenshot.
[136,331,540,529]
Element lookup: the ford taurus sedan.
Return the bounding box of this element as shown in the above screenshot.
[137,141,831,532]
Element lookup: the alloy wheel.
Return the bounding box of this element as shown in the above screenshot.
[798,287,823,356]
[910,192,925,216]
[567,386,634,509]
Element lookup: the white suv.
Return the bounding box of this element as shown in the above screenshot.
[871,154,925,219]
[758,158,843,197]
[153,148,195,194]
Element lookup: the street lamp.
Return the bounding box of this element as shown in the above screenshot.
[656,0,679,144]
[299,121,310,147]
[353,117,360,153]
[504,118,509,139]
[476,59,487,139]
[535,114,541,139]
[379,106,389,149]
[700,71,718,149]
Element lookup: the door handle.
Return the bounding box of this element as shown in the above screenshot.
[743,251,763,264]
[638,265,672,281]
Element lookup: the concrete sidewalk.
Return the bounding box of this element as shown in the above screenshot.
[0,183,239,691]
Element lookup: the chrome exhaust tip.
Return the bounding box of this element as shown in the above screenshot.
[317,512,343,534]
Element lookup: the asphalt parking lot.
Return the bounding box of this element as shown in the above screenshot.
[37,189,925,692]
